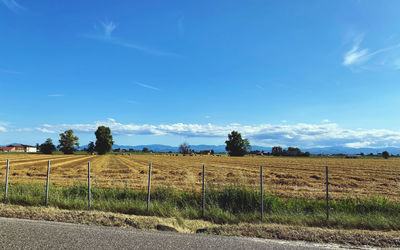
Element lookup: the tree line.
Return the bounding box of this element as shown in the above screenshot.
[39,126,114,155]
[180,130,310,157]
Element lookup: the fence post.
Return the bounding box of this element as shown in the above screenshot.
[202,164,205,218]
[260,165,263,222]
[147,162,152,213]
[4,159,9,201]
[326,166,329,226]
[45,160,50,206]
[88,162,91,210]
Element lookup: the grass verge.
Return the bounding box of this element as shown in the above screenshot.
[0,183,400,231]
[0,203,399,247]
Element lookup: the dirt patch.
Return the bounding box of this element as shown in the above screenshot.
[310,175,321,180]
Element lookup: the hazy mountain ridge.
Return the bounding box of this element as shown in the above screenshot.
[4,143,399,154]
[104,144,400,154]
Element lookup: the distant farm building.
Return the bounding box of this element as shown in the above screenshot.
[199,149,214,155]
[0,147,15,152]
[345,155,360,159]
[6,145,37,153]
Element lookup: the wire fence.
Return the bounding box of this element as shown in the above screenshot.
[1,156,399,228]
[1,158,335,224]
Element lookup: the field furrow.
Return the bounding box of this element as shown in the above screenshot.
[0,154,399,200]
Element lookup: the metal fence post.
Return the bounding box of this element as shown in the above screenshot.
[260,165,263,222]
[88,162,91,210]
[4,159,9,201]
[326,166,329,226]
[202,164,205,218]
[147,163,152,213]
[45,160,50,206]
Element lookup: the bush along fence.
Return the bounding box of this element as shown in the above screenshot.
[2,159,400,230]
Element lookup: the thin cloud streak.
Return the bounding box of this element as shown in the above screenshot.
[48,94,64,97]
[178,16,184,37]
[0,68,22,74]
[101,20,117,38]
[343,35,400,67]
[85,20,180,57]
[0,0,24,12]
[135,82,160,91]
[0,121,8,132]
[28,119,400,148]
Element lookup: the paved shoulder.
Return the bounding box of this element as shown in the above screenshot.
[0,217,329,249]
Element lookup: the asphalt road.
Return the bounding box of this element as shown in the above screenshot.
[0,217,337,249]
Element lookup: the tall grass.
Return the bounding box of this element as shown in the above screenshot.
[0,183,399,230]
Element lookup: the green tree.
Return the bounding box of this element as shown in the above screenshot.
[142,147,149,153]
[39,138,56,154]
[382,151,389,159]
[179,142,190,155]
[95,126,114,155]
[86,141,95,154]
[271,146,283,156]
[225,131,251,156]
[58,129,79,154]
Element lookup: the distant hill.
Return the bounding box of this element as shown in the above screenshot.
[75,144,400,155]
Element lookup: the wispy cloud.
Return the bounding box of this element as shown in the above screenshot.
[1,0,24,12]
[48,94,64,97]
[85,20,179,57]
[343,35,369,66]
[178,16,184,37]
[135,82,160,91]
[101,20,117,38]
[0,121,8,132]
[0,68,22,74]
[29,118,400,148]
[343,34,400,69]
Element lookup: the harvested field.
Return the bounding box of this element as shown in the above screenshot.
[0,154,399,201]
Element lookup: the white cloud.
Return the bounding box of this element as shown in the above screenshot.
[343,34,400,69]
[135,82,160,91]
[178,16,184,37]
[48,94,64,97]
[29,119,400,148]
[101,20,117,38]
[0,121,8,132]
[322,119,329,123]
[85,21,179,57]
[0,0,24,12]
[0,68,22,74]
[343,38,369,66]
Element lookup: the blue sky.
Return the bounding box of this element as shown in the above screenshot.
[1,0,400,148]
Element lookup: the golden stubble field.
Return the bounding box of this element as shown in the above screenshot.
[0,154,399,200]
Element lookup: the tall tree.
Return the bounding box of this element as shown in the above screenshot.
[272,146,283,156]
[95,126,114,155]
[225,131,251,156]
[382,151,389,159]
[58,129,79,154]
[179,142,190,155]
[87,141,95,154]
[39,138,56,154]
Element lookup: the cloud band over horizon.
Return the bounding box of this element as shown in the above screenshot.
[4,119,399,149]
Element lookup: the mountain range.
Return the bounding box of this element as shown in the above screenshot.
[92,144,400,155]
[3,143,399,155]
